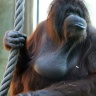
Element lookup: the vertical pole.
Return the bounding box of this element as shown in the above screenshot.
[37,0,39,24]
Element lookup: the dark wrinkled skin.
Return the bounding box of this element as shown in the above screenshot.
[3,30,26,49]
[3,0,96,96]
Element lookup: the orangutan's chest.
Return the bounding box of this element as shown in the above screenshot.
[34,50,80,79]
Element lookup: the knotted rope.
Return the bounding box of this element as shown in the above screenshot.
[0,0,25,95]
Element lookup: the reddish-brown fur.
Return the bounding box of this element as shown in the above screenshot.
[3,0,96,96]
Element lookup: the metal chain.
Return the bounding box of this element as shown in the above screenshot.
[0,0,25,96]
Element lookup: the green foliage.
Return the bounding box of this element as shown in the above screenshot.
[0,0,14,83]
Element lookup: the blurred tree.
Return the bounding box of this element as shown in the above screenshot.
[24,0,33,36]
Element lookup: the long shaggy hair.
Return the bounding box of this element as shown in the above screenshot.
[47,0,91,43]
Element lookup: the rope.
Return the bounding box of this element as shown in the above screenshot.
[0,0,25,96]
